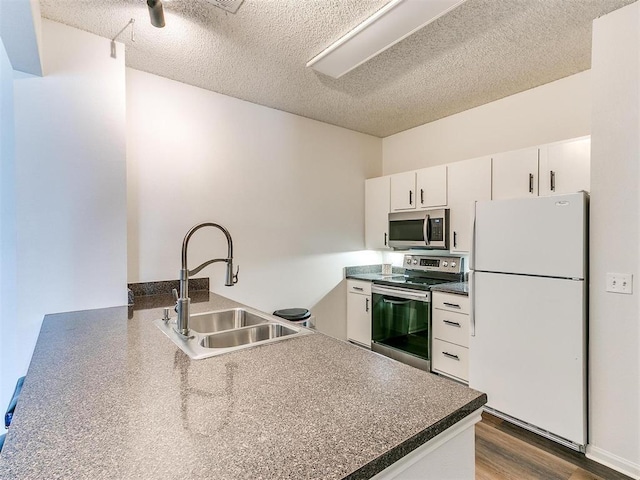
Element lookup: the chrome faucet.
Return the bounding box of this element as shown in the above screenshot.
[173,222,238,336]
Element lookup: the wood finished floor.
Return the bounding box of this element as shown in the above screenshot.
[476,413,634,480]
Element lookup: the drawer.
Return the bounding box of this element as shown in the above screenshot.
[432,292,469,315]
[432,309,469,347]
[347,279,371,296]
[432,339,469,382]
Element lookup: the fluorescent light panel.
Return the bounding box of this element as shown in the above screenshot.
[307,0,466,79]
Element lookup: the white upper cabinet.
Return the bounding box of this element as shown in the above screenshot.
[390,171,417,211]
[492,147,539,200]
[538,137,590,196]
[365,176,391,250]
[416,165,447,209]
[448,156,492,253]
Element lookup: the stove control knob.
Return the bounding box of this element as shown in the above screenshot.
[406,257,412,264]
[442,261,449,267]
[451,262,457,268]
[413,259,418,265]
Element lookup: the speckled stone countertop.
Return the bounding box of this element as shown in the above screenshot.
[0,293,485,479]
[430,281,470,296]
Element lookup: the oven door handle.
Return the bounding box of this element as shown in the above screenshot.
[372,286,430,302]
[382,298,412,305]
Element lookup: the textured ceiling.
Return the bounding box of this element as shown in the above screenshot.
[39,0,634,138]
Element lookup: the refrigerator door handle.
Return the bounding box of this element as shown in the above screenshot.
[470,270,476,337]
[469,202,477,270]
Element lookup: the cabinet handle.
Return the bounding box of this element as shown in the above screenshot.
[529,173,534,193]
[409,190,413,205]
[420,188,424,205]
[442,352,460,361]
[453,231,457,249]
[550,170,556,192]
[443,320,461,327]
[365,298,370,312]
[384,232,387,246]
[443,302,461,309]
[353,287,364,291]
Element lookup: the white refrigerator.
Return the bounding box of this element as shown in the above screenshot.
[469,192,587,451]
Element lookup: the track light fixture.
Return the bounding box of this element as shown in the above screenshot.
[147,0,165,28]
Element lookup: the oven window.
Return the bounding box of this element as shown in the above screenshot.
[372,293,431,360]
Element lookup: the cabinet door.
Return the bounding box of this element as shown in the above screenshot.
[390,171,416,211]
[416,165,447,209]
[492,147,539,200]
[347,292,371,347]
[539,137,590,196]
[448,156,492,253]
[365,176,391,250]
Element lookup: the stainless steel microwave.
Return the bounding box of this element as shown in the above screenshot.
[388,208,449,250]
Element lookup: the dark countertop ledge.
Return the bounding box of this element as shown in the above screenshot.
[347,273,469,297]
[0,292,485,479]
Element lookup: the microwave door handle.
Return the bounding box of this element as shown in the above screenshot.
[423,214,431,245]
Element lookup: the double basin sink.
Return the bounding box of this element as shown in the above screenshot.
[154,307,312,360]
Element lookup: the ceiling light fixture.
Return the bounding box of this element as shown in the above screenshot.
[307,0,466,78]
[147,0,166,28]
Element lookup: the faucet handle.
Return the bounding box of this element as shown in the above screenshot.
[172,288,179,302]
[233,265,239,284]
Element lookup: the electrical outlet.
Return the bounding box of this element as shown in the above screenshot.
[606,273,633,294]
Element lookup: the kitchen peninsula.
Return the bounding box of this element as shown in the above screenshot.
[0,292,486,479]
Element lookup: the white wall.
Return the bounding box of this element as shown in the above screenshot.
[126,69,382,337]
[382,70,592,174]
[0,37,17,420]
[5,20,128,406]
[588,3,640,477]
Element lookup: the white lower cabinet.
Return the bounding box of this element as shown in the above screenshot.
[431,292,470,383]
[347,280,371,347]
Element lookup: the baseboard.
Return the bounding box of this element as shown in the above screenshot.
[586,445,640,479]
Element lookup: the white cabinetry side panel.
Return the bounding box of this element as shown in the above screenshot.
[469,272,586,445]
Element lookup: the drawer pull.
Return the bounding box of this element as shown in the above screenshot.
[443,320,461,327]
[442,352,460,361]
[353,287,364,291]
[443,302,461,309]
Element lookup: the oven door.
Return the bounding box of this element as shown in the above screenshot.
[371,285,431,371]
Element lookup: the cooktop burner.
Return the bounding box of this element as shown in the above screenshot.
[372,254,465,291]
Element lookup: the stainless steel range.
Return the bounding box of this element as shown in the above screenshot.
[371,254,464,371]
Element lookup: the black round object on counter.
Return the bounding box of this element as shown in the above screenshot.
[272,308,310,322]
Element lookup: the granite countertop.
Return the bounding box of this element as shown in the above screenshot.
[0,293,485,479]
[346,272,405,282]
[430,281,470,296]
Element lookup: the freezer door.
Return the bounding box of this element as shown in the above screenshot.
[469,272,586,446]
[474,192,586,278]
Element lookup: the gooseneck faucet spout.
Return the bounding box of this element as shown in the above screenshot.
[175,222,239,336]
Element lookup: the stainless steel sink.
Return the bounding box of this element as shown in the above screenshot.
[154,307,312,360]
[200,323,297,348]
[189,308,269,334]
